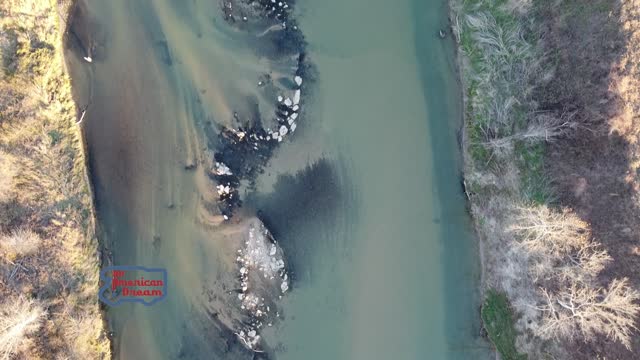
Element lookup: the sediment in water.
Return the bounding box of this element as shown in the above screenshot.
[65,0,318,355]
[202,1,317,352]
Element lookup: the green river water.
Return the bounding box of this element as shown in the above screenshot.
[68,0,493,358]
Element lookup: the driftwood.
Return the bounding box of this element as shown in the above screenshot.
[76,109,86,125]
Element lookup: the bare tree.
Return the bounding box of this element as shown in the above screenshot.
[534,279,640,349]
[509,205,591,257]
[555,242,611,284]
[488,113,576,150]
[0,296,47,360]
[509,206,611,283]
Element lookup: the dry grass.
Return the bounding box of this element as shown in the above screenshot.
[0,152,16,202]
[0,0,108,358]
[0,296,46,360]
[609,0,640,143]
[0,228,41,260]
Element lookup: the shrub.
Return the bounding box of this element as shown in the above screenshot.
[0,228,41,260]
[0,296,47,360]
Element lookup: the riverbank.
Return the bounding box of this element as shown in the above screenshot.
[453,0,640,359]
[0,0,109,358]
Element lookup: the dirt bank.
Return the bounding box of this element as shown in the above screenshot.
[0,0,109,358]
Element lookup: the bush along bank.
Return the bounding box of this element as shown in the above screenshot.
[0,0,109,358]
[451,0,640,358]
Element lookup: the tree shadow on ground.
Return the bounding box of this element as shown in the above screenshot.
[537,0,640,357]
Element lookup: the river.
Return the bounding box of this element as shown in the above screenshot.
[65,0,492,358]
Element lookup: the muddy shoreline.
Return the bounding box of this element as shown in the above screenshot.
[59,0,117,355]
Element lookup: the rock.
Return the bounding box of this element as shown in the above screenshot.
[290,122,297,132]
[292,104,299,111]
[279,125,288,136]
[294,76,303,86]
[290,113,298,120]
[278,95,283,102]
[293,89,301,105]
[213,162,233,176]
[217,184,232,195]
[287,118,294,125]
[281,281,288,293]
[184,162,197,170]
[284,98,293,106]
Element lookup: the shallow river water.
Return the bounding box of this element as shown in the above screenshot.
[66,0,493,358]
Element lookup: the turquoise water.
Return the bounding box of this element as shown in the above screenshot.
[70,0,492,358]
[263,0,492,358]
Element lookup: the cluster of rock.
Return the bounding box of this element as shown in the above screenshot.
[222,0,296,25]
[210,126,274,219]
[209,70,306,219]
[234,219,289,351]
[205,0,311,354]
[269,75,302,142]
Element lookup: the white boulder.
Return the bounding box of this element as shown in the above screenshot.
[293,89,301,105]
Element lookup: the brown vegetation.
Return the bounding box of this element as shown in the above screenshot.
[510,205,639,349]
[537,0,640,357]
[0,0,108,359]
[0,296,47,360]
[454,0,640,358]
